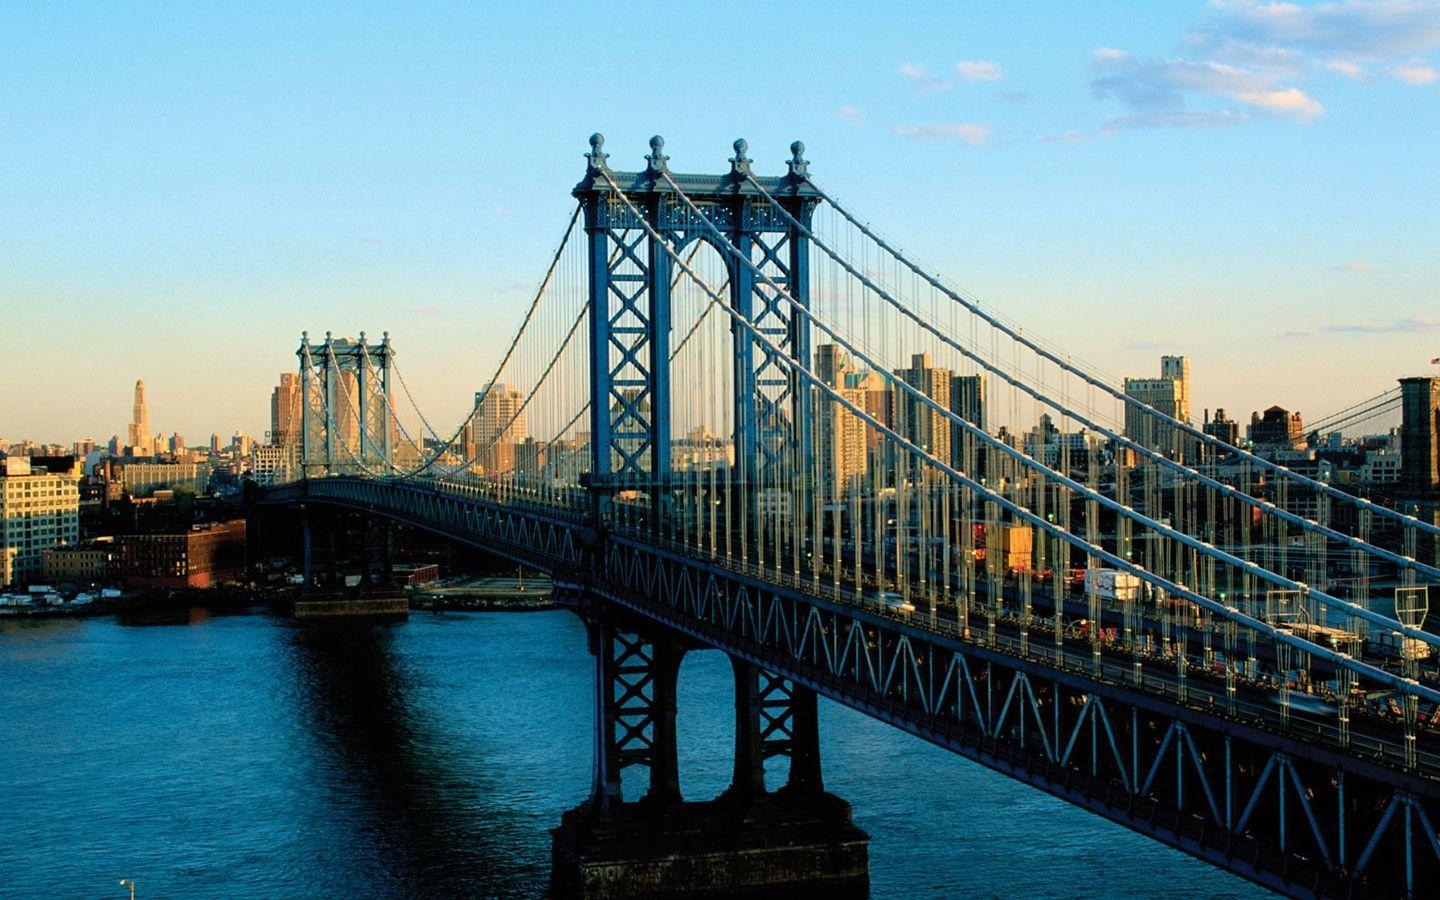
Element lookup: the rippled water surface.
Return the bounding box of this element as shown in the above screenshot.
[0,608,1261,898]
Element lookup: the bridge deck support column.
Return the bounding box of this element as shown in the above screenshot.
[728,657,767,800]
[553,610,868,899]
[301,511,313,587]
[786,683,823,795]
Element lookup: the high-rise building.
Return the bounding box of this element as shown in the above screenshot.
[128,379,151,453]
[949,373,987,476]
[813,345,869,499]
[1161,355,1191,421]
[1123,355,1192,454]
[1399,377,1440,496]
[469,383,529,473]
[1,456,81,586]
[270,373,303,447]
[894,353,953,469]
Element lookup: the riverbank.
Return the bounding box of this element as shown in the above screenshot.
[0,585,282,620]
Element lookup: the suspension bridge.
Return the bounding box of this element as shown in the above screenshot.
[256,134,1440,899]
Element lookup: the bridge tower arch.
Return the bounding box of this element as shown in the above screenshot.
[572,134,821,532]
[297,330,395,477]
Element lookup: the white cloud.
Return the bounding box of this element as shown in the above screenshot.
[891,123,991,145]
[1323,58,1368,77]
[1206,0,1440,58]
[899,62,949,93]
[956,60,1004,81]
[837,105,866,126]
[1092,48,1323,125]
[1236,86,1325,118]
[1391,58,1440,83]
[493,205,518,218]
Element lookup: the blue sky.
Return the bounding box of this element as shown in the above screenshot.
[2,1,1437,443]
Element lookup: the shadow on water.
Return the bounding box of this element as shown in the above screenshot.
[280,618,529,899]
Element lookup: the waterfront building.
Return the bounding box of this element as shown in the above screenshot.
[115,519,247,589]
[0,456,81,587]
[42,540,113,583]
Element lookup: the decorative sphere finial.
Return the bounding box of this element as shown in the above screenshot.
[787,141,810,179]
[585,133,609,173]
[729,138,753,177]
[645,134,669,175]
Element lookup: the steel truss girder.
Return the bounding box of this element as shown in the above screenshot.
[259,479,1440,897]
[258,477,587,573]
[591,534,1440,899]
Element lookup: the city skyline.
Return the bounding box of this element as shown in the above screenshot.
[4,1,1439,443]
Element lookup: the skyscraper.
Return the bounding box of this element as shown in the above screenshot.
[894,353,953,476]
[128,379,151,453]
[813,344,869,499]
[949,373,987,478]
[469,383,528,472]
[270,373,303,447]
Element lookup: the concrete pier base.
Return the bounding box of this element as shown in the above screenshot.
[292,593,409,618]
[550,792,870,899]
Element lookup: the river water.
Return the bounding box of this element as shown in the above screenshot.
[0,607,1259,898]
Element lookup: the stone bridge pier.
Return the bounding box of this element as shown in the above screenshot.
[550,598,869,899]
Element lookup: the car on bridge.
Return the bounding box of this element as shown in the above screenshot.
[867,589,915,617]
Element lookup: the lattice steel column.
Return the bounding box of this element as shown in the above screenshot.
[728,659,824,799]
[586,616,685,813]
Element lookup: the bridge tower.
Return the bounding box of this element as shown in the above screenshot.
[296,330,395,477]
[555,137,867,899]
[573,133,821,529]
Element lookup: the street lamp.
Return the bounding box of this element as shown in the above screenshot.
[120,879,136,900]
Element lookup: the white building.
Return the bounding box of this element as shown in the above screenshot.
[250,444,298,486]
[1,457,81,587]
[122,461,210,497]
